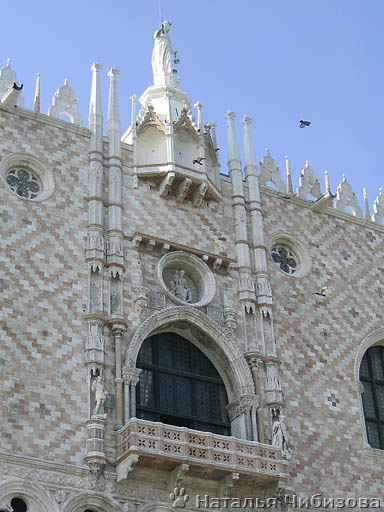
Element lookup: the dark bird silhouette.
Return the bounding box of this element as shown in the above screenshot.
[12,82,23,91]
[193,157,206,166]
[300,120,311,128]
[215,148,220,151]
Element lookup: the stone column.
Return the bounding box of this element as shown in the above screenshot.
[122,368,142,421]
[112,324,126,429]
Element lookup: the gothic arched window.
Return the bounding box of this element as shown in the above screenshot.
[360,345,384,449]
[136,332,230,435]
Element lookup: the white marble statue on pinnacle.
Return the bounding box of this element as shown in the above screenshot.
[152,21,179,89]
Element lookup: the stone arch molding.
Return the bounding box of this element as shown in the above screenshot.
[0,478,58,512]
[123,306,255,400]
[136,504,174,512]
[61,491,123,512]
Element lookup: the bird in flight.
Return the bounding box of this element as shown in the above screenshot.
[315,286,327,297]
[193,157,206,165]
[299,120,311,128]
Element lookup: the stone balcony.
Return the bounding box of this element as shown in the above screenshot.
[116,418,288,486]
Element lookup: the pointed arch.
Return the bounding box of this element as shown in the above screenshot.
[123,306,254,401]
[61,491,123,512]
[0,478,58,512]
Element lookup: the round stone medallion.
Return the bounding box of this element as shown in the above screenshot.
[157,251,216,307]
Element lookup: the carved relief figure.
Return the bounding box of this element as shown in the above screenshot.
[169,269,192,302]
[92,375,106,417]
[152,21,173,86]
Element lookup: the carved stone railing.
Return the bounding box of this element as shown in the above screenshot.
[117,418,287,482]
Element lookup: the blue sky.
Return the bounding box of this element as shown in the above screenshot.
[1,0,383,213]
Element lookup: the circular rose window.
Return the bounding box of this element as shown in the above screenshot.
[157,251,216,307]
[1,153,55,202]
[6,168,42,199]
[271,245,298,275]
[269,232,312,278]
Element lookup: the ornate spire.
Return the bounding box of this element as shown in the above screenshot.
[33,73,40,113]
[225,111,241,171]
[89,62,103,151]
[242,116,257,177]
[107,67,121,158]
[285,156,293,194]
[363,188,370,220]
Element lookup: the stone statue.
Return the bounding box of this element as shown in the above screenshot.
[152,21,173,87]
[169,269,192,302]
[91,376,106,417]
[272,415,291,459]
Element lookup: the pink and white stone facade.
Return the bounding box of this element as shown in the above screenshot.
[0,25,383,512]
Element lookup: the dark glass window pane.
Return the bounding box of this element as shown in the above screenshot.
[175,376,192,415]
[157,338,173,368]
[366,421,380,449]
[138,369,154,407]
[137,410,157,421]
[195,422,230,436]
[191,344,219,378]
[159,373,174,411]
[137,332,230,436]
[362,381,376,418]
[195,380,212,419]
[138,338,153,365]
[371,347,384,380]
[174,337,191,372]
[376,385,384,419]
[360,356,370,378]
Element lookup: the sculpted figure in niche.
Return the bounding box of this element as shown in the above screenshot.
[152,21,173,86]
[272,414,291,459]
[92,375,106,417]
[169,269,192,303]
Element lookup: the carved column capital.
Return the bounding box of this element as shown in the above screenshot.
[112,324,126,338]
[122,367,142,386]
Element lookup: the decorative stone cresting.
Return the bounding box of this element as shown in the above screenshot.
[259,150,286,192]
[334,175,363,217]
[157,251,216,307]
[48,79,82,125]
[0,59,24,107]
[296,161,322,199]
[372,188,384,224]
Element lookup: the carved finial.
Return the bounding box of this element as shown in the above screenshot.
[225,110,236,120]
[266,148,270,156]
[242,115,252,125]
[305,160,309,168]
[325,170,330,193]
[194,101,203,130]
[342,174,346,182]
[285,156,293,194]
[363,187,370,220]
[33,73,40,114]
[6,58,10,67]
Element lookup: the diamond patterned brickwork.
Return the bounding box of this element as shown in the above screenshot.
[0,111,90,464]
[262,190,384,498]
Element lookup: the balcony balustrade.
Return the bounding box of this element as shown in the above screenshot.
[117,418,288,485]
